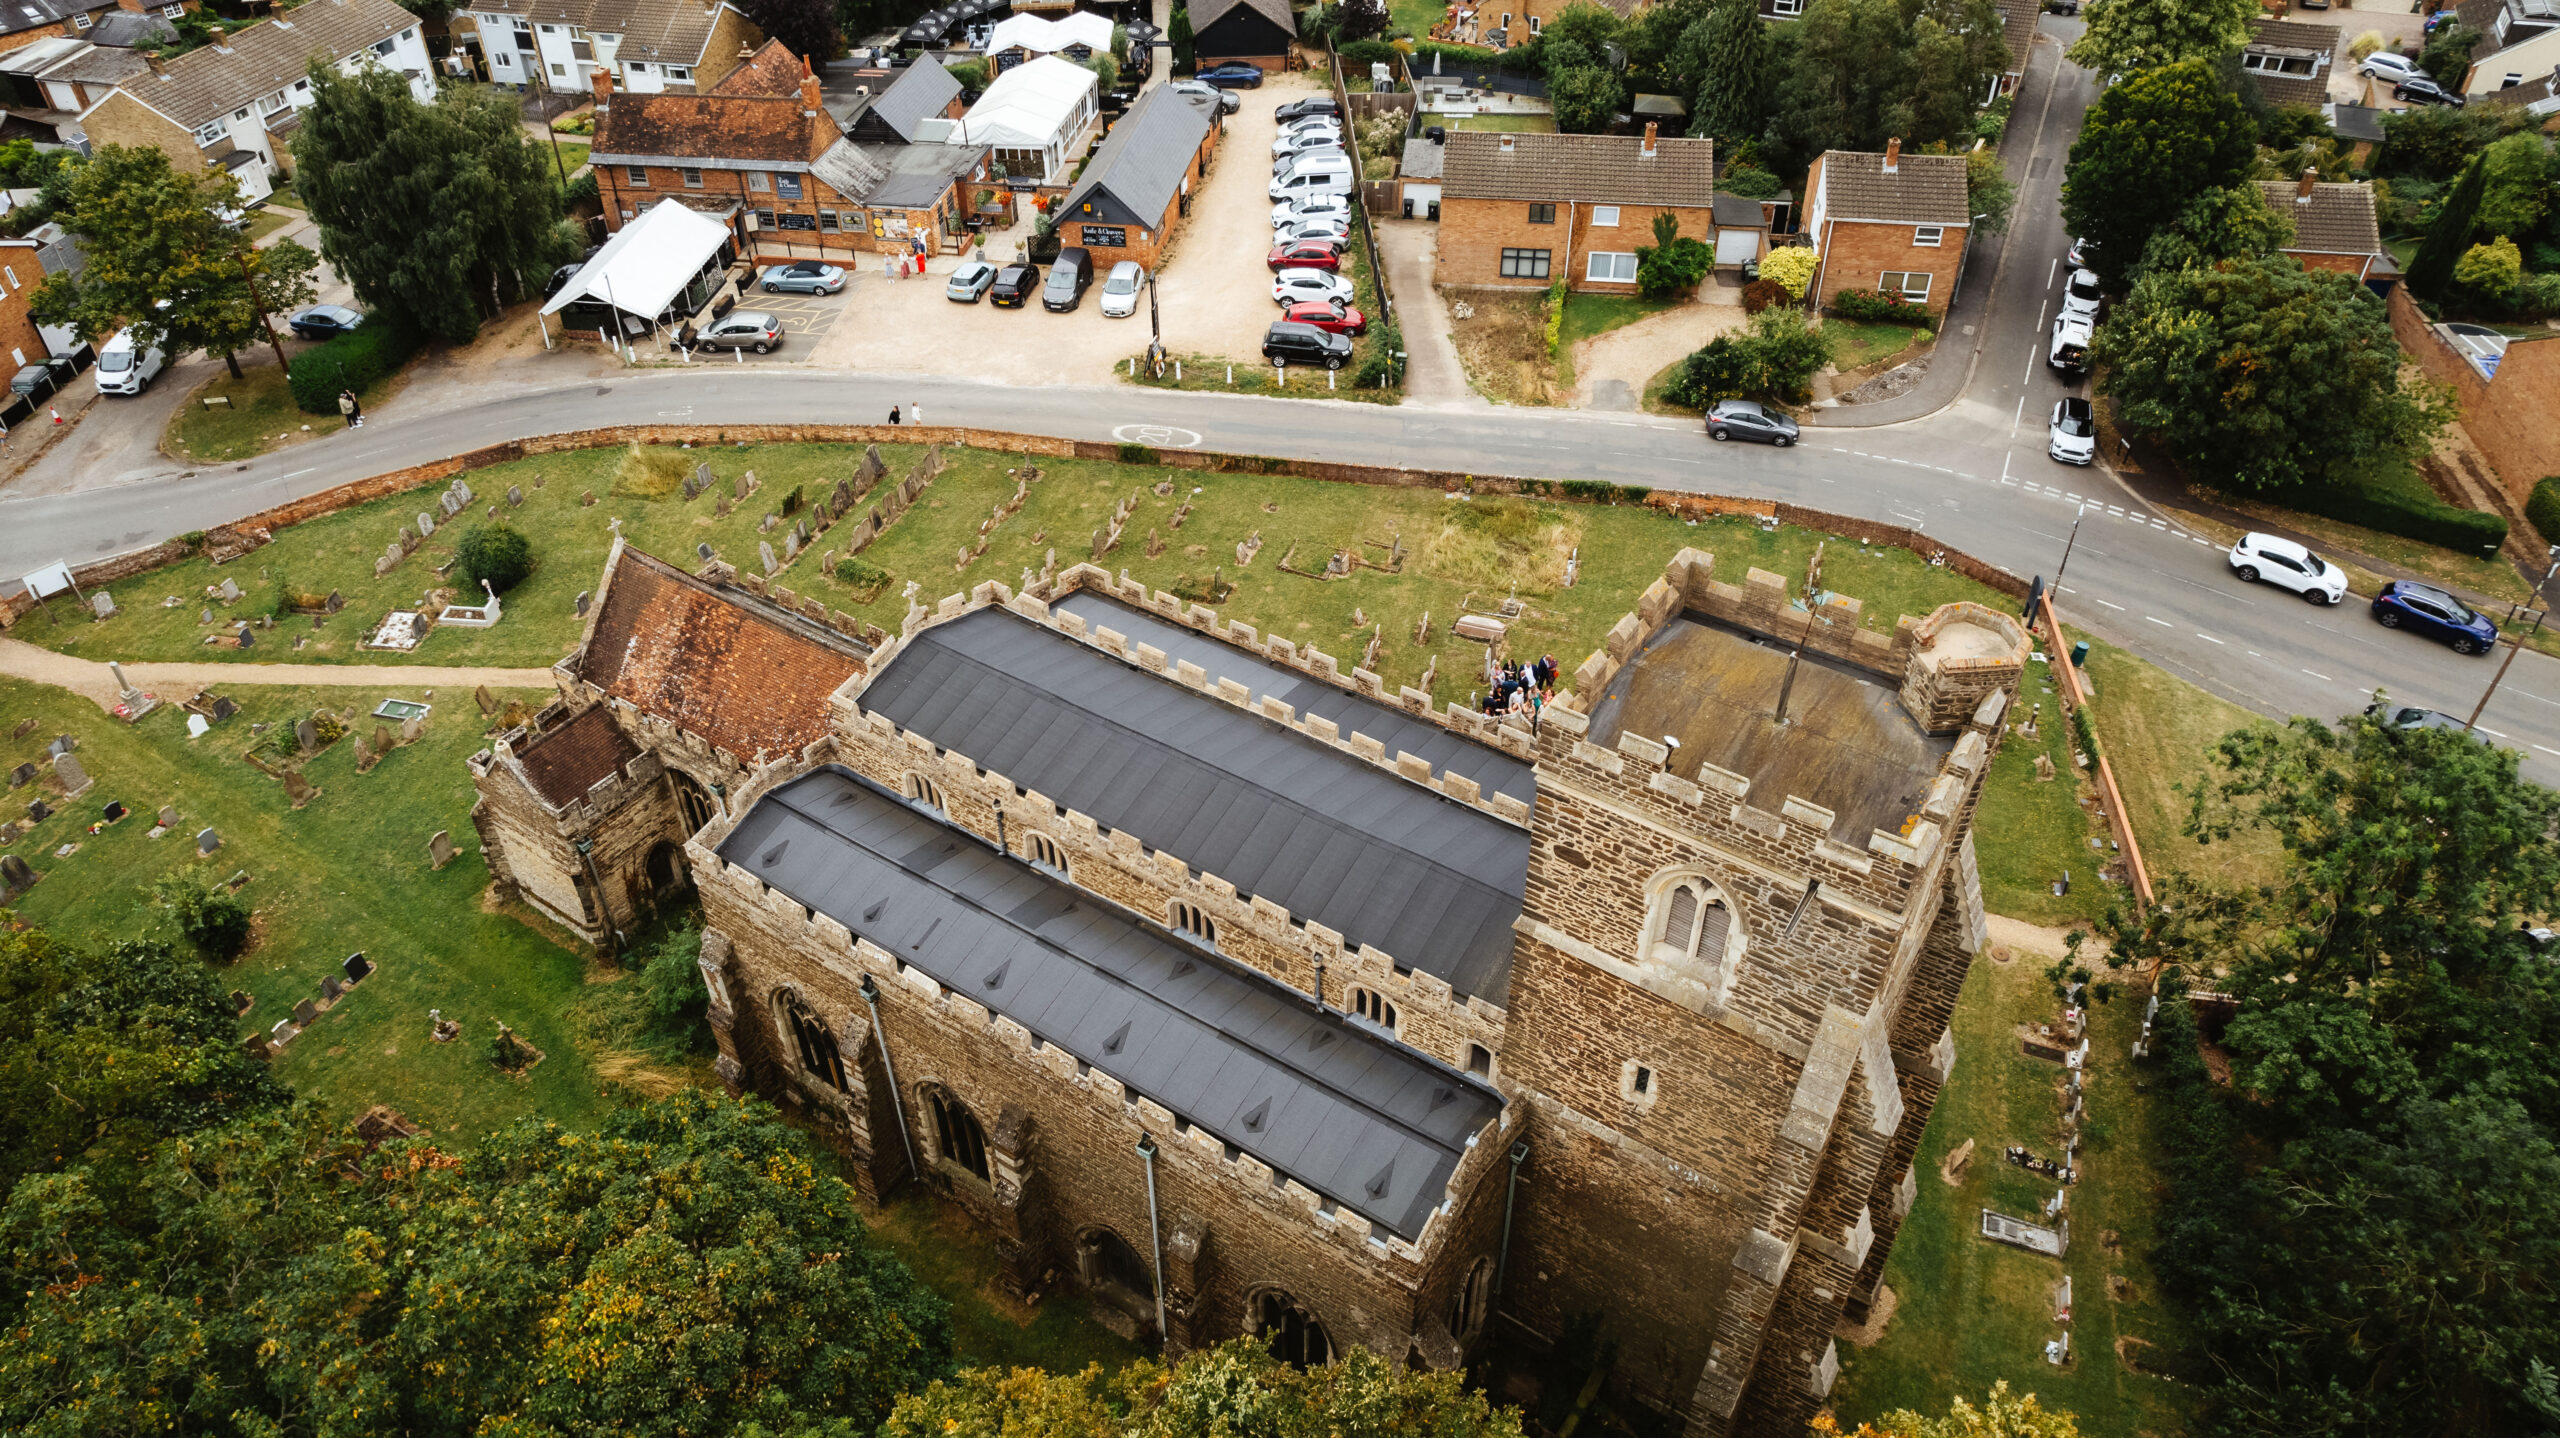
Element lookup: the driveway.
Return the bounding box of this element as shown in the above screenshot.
[1569,296,1747,412]
[1372,218,1478,406]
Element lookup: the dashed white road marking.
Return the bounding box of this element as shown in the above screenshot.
[2535,744,2560,758]
[2196,633,2226,644]
[2093,598,2125,610]
[2302,668,2332,681]
[2146,616,2173,627]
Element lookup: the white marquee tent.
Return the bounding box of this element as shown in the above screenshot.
[541,199,735,341]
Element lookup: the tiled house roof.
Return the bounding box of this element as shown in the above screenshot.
[1997,0,2038,75]
[2257,178,2381,256]
[1814,149,1968,224]
[710,35,802,94]
[2245,17,2339,105]
[579,545,869,763]
[1059,83,1213,228]
[1442,130,1715,207]
[110,0,419,129]
[0,0,118,42]
[514,701,643,807]
[593,88,830,164]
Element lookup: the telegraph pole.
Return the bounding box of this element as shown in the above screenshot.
[2465,545,2560,733]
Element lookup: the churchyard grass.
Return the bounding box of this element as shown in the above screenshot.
[2080,639,2284,895]
[1969,660,2109,928]
[866,1191,1148,1372]
[1827,952,2199,1435]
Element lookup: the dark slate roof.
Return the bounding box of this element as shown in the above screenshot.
[1190,0,1293,40]
[87,10,177,46]
[1443,130,1716,208]
[2328,102,2386,141]
[1815,149,1969,225]
[854,51,961,141]
[1059,83,1215,230]
[1051,590,1535,806]
[1713,191,1767,228]
[860,604,1530,1003]
[2259,178,2380,256]
[859,138,981,207]
[719,766,1503,1239]
[0,0,113,41]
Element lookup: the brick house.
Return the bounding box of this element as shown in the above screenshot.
[1189,0,1293,70]
[0,35,147,145]
[73,0,435,205]
[1437,125,1717,293]
[839,51,964,145]
[2257,171,2381,282]
[1803,140,1970,314]
[1054,83,1218,271]
[590,43,989,261]
[462,0,763,95]
[2240,18,2338,105]
[0,234,54,370]
[0,0,183,60]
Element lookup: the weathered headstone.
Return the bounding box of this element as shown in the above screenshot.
[507,485,523,507]
[0,853,35,898]
[714,493,732,517]
[733,473,749,500]
[196,827,220,854]
[418,512,436,537]
[47,735,73,757]
[217,578,242,603]
[157,805,179,828]
[351,736,374,769]
[321,976,344,1000]
[91,591,115,618]
[759,541,778,574]
[453,479,474,505]
[27,799,50,822]
[474,685,497,716]
[427,829,455,870]
[295,719,320,753]
[372,724,392,756]
[783,532,800,562]
[7,762,33,789]
[200,606,214,626]
[52,752,90,799]
[439,491,462,518]
[400,716,423,744]
[696,543,715,562]
[270,1018,296,1045]
[574,590,592,617]
[9,717,34,741]
[343,952,372,982]
[187,712,210,738]
[292,998,318,1025]
[235,625,254,649]
[281,771,316,807]
[580,490,596,507]
[210,696,238,721]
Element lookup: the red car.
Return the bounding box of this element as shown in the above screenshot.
[1266,238,1345,272]
[1282,298,1366,336]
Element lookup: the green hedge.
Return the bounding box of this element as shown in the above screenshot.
[2528,476,2560,547]
[1829,287,1933,325]
[286,322,422,414]
[2280,472,2508,558]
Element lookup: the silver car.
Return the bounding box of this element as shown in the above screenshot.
[1099,260,1144,318]
[695,310,783,353]
[946,259,998,302]
[761,259,846,295]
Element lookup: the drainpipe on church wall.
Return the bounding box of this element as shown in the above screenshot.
[1137,1133,1170,1341]
[1494,1140,1530,1300]
[859,974,919,1183]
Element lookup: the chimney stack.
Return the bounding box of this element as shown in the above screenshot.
[801,55,822,113]
[1499,133,1515,153]
[1641,119,1657,157]
[2297,166,2317,202]
[592,65,612,104]
[1883,136,1900,173]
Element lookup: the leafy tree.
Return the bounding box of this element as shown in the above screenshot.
[2094,254,2447,491]
[1739,302,1831,397]
[739,0,841,60]
[2455,234,2524,295]
[150,870,254,960]
[2060,59,2256,285]
[1531,2,1626,68]
[2063,0,2255,79]
[945,57,990,91]
[1767,0,1913,157]
[1637,213,1714,297]
[638,921,712,1028]
[26,145,318,378]
[1816,1380,2083,1437]
[2476,131,2553,239]
[1337,0,1389,42]
[2406,150,2487,299]
[454,522,534,595]
[293,63,570,344]
[1760,243,1818,298]
[1664,333,1760,407]
[1682,0,1771,144]
[393,0,457,22]
[1169,6,1193,71]
[0,1089,955,1437]
[1547,63,1627,133]
[2418,21,2483,85]
[1965,145,2015,236]
[0,138,78,230]
[1085,51,1119,92]
[2132,181,2294,278]
[2376,102,2517,179]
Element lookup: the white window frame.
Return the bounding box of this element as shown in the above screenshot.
[193,120,225,145]
[1770,0,1802,14]
[1912,225,1943,247]
[1585,250,1638,282]
[680,166,704,188]
[746,171,770,192]
[70,12,89,28]
[1591,204,1620,227]
[625,165,649,186]
[161,2,183,15]
[1879,270,1933,301]
[666,65,691,81]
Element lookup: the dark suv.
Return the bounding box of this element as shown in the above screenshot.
[1262,321,1352,370]
[990,263,1041,308]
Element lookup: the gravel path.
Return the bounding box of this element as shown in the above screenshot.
[1570,298,1748,411]
[0,637,558,711]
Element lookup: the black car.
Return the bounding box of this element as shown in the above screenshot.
[287,304,365,341]
[1704,398,1799,446]
[1275,96,1341,122]
[989,263,1041,308]
[1197,61,1266,88]
[1262,320,1352,370]
[2394,75,2466,107]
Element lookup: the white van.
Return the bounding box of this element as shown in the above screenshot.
[1269,158,1355,202]
[94,328,166,396]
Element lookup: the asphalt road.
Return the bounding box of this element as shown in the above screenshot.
[7,15,2559,782]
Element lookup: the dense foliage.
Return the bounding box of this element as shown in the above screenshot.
[284,319,425,414]
[1663,305,1834,406]
[151,870,255,961]
[1817,1380,2083,1437]
[740,0,842,60]
[454,523,536,596]
[2060,59,2257,285]
[1829,287,1935,324]
[2406,152,2487,300]
[1637,213,1714,297]
[2063,0,2255,81]
[2132,182,2294,281]
[2100,713,2560,1436]
[1764,0,2008,161]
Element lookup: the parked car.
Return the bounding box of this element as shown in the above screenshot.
[1198,61,1266,88]
[947,259,999,302]
[1270,161,1355,202]
[2049,314,2092,377]
[1273,134,1347,166]
[1267,237,1345,271]
[1273,118,1344,151]
[94,327,166,396]
[990,263,1041,307]
[1275,97,1341,122]
[1277,216,1353,245]
[2372,579,2498,653]
[544,261,584,298]
[2047,397,2096,465]
[287,304,364,341]
[1703,398,1799,446]
[1167,78,1241,112]
[1043,246,1094,311]
[1273,193,1353,229]
[762,259,847,295]
[2368,703,2481,738]
[2394,75,2465,106]
[2359,50,2419,82]
[1262,320,1353,370]
[1272,268,1356,307]
[2226,531,2347,605]
[2065,235,2096,269]
[1099,260,1145,318]
[695,310,784,353]
[1282,298,1366,335]
[2061,267,2102,320]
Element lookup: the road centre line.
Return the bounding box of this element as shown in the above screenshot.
[2302,669,2331,680]
[2146,616,2173,627]
[2196,633,2225,644]
[2094,598,2125,610]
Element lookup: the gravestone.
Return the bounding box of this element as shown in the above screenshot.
[10,717,34,740]
[783,532,799,562]
[321,975,344,1000]
[695,461,713,489]
[0,853,35,899]
[351,736,374,769]
[200,607,213,626]
[210,696,238,722]
[91,591,115,619]
[439,491,461,518]
[100,800,125,823]
[375,554,397,578]
[714,493,732,517]
[759,541,778,574]
[197,828,220,854]
[696,543,715,562]
[580,490,596,507]
[292,998,318,1025]
[681,474,698,499]
[217,578,242,603]
[427,829,455,870]
[158,805,179,828]
[27,800,51,822]
[372,725,392,756]
[8,762,33,789]
[235,625,254,649]
[574,590,592,617]
[400,716,423,744]
[474,685,496,716]
[47,735,73,757]
[343,952,372,982]
[281,771,316,807]
[733,473,749,500]
[418,512,435,537]
[295,719,319,753]
[453,479,474,505]
[187,713,209,739]
[507,485,523,507]
[270,1019,295,1045]
[52,752,91,799]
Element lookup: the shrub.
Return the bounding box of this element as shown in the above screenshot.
[562,170,598,210]
[1663,335,1758,409]
[153,871,253,961]
[454,524,534,596]
[1830,287,1933,324]
[2527,476,2560,547]
[1637,236,1713,299]
[780,482,805,517]
[1760,245,1819,300]
[1340,37,1397,70]
[1542,275,1567,359]
[285,321,422,414]
[835,555,891,591]
[1353,316,1404,389]
[2454,235,2523,294]
[1740,278,1785,313]
[2280,473,2508,558]
[1720,164,1781,200]
[1743,304,1833,401]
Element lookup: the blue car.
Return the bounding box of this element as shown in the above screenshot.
[1197,61,1266,88]
[2372,579,2498,655]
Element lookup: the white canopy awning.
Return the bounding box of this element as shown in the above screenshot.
[542,198,733,320]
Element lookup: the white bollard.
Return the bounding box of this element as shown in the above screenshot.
[1328,368,1335,391]
[734,345,743,365]
[1175,361,1182,381]
[1227,365,1234,385]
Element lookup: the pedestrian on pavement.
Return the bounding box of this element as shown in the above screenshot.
[338,390,363,428]
[888,405,901,425]
[909,400,923,426]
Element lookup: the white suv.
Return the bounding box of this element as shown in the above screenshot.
[2227,532,2347,605]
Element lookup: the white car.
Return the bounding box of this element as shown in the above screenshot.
[2061,267,2102,319]
[1272,121,1343,154]
[1273,133,1347,165]
[2227,531,2347,605]
[1098,260,1144,318]
[2047,397,2095,465]
[2049,314,2092,375]
[1277,214,1353,244]
[2359,51,2419,83]
[2066,235,2096,269]
[1271,268,1355,307]
[1166,78,1240,113]
[1272,194,1352,229]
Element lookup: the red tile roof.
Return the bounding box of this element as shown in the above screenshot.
[581,546,868,763]
[514,701,642,807]
[713,37,805,96]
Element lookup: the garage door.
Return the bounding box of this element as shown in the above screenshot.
[1715,228,1760,265]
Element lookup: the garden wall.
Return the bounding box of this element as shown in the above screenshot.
[2389,283,2560,506]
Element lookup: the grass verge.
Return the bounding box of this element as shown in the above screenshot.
[1824,318,1929,373]
[1416,110,1556,133]
[167,360,346,463]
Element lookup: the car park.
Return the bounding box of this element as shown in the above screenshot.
[1266,237,1345,271]
[2394,75,2465,106]
[1273,117,1343,147]
[93,328,165,396]
[947,259,998,302]
[695,310,784,353]
[2061,267,2102,319]
[1703,398,1799,445]
[2359,51,2419,82]
[2047,397,2095,465]
[1272,268,1355,307]
[1167,79,1240,112]
[2049,314,2092,377]
[1198,61,1265,88]
[1042,246,1094,311]
[2226,531,2347,604]
[761,260,846,295]
[1275,96,1341,122]
[1099,260,1145,318]
[990,262,1041,307]
[1273,194,1353,229]
[2372,580,2499,653]
[287,304,364,341]
[1282,298,1366,336]
[1262,320,1353,369]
